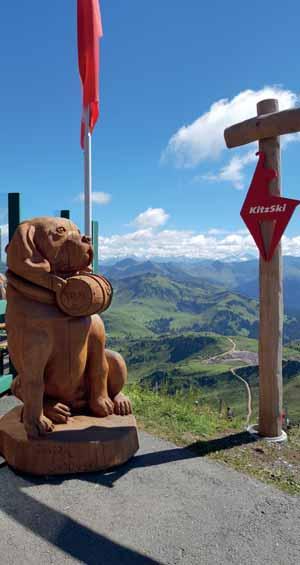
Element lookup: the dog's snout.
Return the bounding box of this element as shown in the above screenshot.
[82,235,91,244]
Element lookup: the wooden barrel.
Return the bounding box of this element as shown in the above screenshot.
[56,273,113,317]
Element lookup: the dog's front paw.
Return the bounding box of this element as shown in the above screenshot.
[44,401,71,424]
[24,414,55,439]
[113,393,132,416]
[90,396,114,417]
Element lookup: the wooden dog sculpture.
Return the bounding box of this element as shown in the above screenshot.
[6,217,132,439]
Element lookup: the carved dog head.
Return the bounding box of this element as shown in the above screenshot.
[6,217,93,286]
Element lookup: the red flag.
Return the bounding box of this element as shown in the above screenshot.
[77,0,103,148]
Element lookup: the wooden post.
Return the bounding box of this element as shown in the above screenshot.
[7,193,20,379]
[60,209,70,219]
[224,98,300,440]
[8,193,21,242]
[257,99,283,437]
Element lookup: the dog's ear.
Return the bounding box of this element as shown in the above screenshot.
[6,222,51,287]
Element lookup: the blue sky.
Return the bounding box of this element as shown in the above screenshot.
[1,0,300,260]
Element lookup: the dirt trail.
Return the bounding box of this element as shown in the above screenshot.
[204,337,236,363]
[205,337,253,425]
[230,368,252,425]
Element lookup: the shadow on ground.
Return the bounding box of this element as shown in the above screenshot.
[188,430,256,456]
[1,483,163,565]
[4,430,256,488]
[0,430,256,563]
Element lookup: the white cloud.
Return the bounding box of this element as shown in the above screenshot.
[98,227,300,261]
[206,228,229,236]
[0,224,8,236]
[162,86,298,168]
[201,150,257,189]
[281,235,300,256]
[132,208,169,229]
[92,192,112,205]
[76,191,111,205]
[98,227,256,261]
[163,86,300,189]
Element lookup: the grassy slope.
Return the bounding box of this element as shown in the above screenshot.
[103,272,300,342]
[108,332,231,381]
[102,273,259,339]
[108,331,300,423]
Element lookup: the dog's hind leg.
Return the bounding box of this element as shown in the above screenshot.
[11,374,23,400]
[10,376,26,424]
[14,325,54,439]
[86,316,114,417]
[105,349,132,416]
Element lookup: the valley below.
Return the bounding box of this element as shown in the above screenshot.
[101,257,300,425]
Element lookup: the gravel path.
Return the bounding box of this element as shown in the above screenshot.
[0,396,299,565]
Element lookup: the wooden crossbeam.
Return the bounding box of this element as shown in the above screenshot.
[225,106,300,148]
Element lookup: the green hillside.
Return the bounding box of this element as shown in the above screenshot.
[102,270,300,424]
[102,272,299,341]
[102,273,258,338]
[108,332,300,423]
[109,332,231,381]
[140,359,300,423]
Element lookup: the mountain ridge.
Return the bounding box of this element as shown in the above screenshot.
[101,256,300,312]
[101,270,300,341]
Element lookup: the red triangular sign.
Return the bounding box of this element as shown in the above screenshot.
[240,152,300,260]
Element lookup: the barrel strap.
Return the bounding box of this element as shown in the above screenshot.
[6,270,113,313]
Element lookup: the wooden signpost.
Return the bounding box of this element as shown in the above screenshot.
[224,99,300,439]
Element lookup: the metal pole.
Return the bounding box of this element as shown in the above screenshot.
[84,107,92,237]
[92,220,99,273]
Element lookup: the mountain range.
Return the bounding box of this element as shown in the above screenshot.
[100,258,300,342]
[101,256,300,313]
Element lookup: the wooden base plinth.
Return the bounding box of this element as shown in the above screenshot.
[0,407,139,475]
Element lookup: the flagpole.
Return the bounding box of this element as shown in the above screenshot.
[84,106,92,237]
